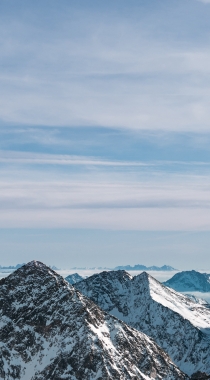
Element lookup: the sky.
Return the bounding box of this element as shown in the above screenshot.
[1,0,210,269]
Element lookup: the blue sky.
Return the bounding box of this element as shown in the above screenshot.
[1,0,210,269]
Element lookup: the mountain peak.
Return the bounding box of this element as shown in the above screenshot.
[134,271,151,285]
[13,260,60,276]
[0,260,70,293]
[75,269,210,375]
[138,271,150,279]
[0,262,186,379]
[163,270,210,292]
[80,269,133,285]
[134,271,161,291]
[24,260,48,269]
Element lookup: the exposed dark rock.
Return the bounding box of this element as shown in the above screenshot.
[0,261,187,379]
[191,371,210,379]
[75,270,210,375]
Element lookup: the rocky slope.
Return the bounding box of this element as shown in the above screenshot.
[75,270,210,376]
[163,270,210,292]
[0,261,186,380]
[65,272,84,284]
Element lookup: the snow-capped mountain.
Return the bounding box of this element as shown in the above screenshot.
[0,261,186,380]
[65,272,84,284]
[163,270,210,292]
[75,270,210,376]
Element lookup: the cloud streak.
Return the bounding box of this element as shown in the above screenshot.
[2,208,210,231]
[0,151,153,167]
[1,169,210,229]
[1,151,210,168]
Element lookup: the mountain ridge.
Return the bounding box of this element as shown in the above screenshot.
[0,261,186,380]
[75,270,210,375]
[68,264,177,271]
[114,264,177,271]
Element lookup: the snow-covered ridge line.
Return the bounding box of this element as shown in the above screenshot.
[0,261,186,380]
[75,269,210,375]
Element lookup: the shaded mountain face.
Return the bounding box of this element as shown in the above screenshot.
[75,270,210,376]
[0,261,186,380]
[163,270,210,292]
[65,272,84,285]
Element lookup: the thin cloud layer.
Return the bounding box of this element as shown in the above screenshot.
[1,156,210,229]
[0,0,210,131]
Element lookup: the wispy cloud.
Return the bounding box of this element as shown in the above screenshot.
[2,207,210,230]
[1,150,210,170]
[0,151,153,167]
[0,1,210,131]
[1,2,210,233]
[1,165,210,229]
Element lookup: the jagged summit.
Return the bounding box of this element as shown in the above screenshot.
[0,262,186,380]
[1,260,68,289]
[135,270,151,281]
[20,260,56,272]
[8,260,56,275]
[136,270,149,278]
[26,259,45,267]
[75,269,210,375]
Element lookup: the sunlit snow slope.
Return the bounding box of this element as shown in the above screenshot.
[75,270,210,376]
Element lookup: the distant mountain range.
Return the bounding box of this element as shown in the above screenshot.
[0,263,25,270]
[0,263,59,271]
[70,264,177,271]
[114,264,177,271]
[70,266,112,270]
[163,270,210,292]
[75,269,210,375]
